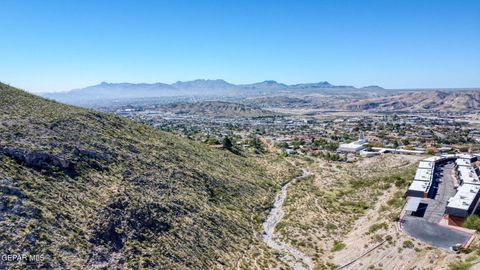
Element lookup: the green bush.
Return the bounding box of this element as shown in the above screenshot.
[448,260,472,270]
[402,240,414,249]
[368,222,388,234]
[331,240,346,252]
[463,215,480,230]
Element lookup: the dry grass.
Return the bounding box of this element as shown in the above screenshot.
[273,155,425,268]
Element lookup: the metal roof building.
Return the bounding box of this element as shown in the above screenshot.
[406,156,443,198]
[457,165,480,185]
[406,180,432,198]
[457,154,476,162]
[456,158,472,167]
[418,161,435,170]
[446,184,480,218]
[414,168,434,182]
[337,142,365,153]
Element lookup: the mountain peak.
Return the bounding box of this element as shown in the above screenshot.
[41,79,374,105]
[361,85,384,90]
[263,80,279,84]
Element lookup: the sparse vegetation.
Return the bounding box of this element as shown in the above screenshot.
[331,241,346,252]
[448,260,472,270]
[0,83,297,269]
[402,240,414,249]
[274,154,418,266]
[368,222,388,234]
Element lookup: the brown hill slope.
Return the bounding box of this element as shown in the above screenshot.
[345,90,480,112]
[0,83,295,269]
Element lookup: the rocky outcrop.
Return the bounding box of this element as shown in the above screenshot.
[1,147,77,177]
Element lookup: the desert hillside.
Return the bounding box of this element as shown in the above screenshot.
[0,83,296,269]
[346,90,480,112]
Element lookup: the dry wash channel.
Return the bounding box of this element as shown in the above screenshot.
[262,169,314,270]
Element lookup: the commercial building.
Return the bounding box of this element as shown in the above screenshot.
[337,132,368,153]
[418,161,435,170]
[457,154,476,162]
[337,142,365,153]
[444,154,480,225]
[445,184,480,225]
[407,157,438,198]
[456,158,472,167]
[406,180,432,198]
[414,168,434,182]
[457,166,480,185]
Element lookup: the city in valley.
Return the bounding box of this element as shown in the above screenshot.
[1,1,480,270]
[38,81,480,269]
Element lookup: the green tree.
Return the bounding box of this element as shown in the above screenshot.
[249,137,264,153]
[222,137,233,150]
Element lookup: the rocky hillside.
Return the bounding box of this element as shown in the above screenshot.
[345,90,480,112]
[0,83,296,269]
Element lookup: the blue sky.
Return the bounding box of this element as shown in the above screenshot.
[1,0,479,92]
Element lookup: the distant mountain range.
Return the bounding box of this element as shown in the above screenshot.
[40,80,480,113]
[41,79,383,104]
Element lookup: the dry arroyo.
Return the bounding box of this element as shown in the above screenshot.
[262,169,314,270]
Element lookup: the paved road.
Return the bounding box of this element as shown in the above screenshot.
[423,162,457,223]
[402,216,470,249]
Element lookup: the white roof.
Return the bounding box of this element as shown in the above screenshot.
[457,166,480,185]
[339,142,364,147]
[423,156,445,162]
[396,149,425,154]
[370,147,424,154]
[405,197,422,211]
[418,161,434,169]
[338,142,364,151]
[457,154,474,160]
[447,184,480,211]
[414,168,433,182]
[408,180,431,193]
[456,158,471,167]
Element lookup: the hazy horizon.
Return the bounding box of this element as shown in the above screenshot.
[22,79,480,94]
[1,0,479,92]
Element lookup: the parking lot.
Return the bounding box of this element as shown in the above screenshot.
[402,216,471,249]
[423,162,457,222]
[401,161,473,250]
